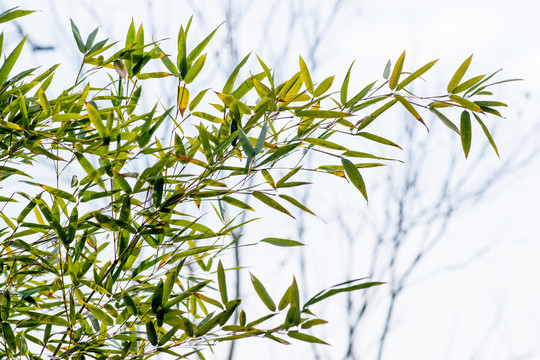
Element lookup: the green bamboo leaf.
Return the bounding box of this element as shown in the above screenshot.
[357,132,402,149]
[460,111,472,158]
[449,95,484,113]
[396,59,438,90]
[146,321,158,346]
[389,50,405,90]
[189,89,209,111]
[295,110,352,119]
[1,322,16,350]
[341,61,355,105]
[313,76,334,97]
[177,25,187,78]
[394,94,428,130]
[288,331,329,345]
[1,292,11,321]
[447,55,473,93]
[304,137,349,151]
[356,98,398,131]
[472,113,499,158]
[23,311,69,327]
[152,279,164,313]
[258,143,301,166]
[223,53,251,95]
[85,27,99,51]
[221,196,254,211]
[70,19,86,53]
[40,184,76,203]
[299,56,314,94]
[260,237,304,247]
[252,191,294,218]
[452,74,485,94]
[345,81,376,108]
[0,8,35,24]
[0,35,27,85]
[279,194,315,216]
[304,280,383,308]
[341,158,368,201]
[187,22,223,64]
[122,289,138,316]
[217,260,228,304]
[184,54,206,83]
[86,303,114,326]
[257,55,274,88]
[429,108,460,135]
[301,319,328,329]
[86,102,106,136]
[250,273,276,311]
[79,279,110,296]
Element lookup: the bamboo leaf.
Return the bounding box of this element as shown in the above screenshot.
[70,19,86,53]
[389,50,405,90]
[223,53,251,95]
[383,60,391,79]
[313,76,334,97]
[221,196,254,211]
[295,110,352,119]
[460,111,472,158]
[86,303,114,326]
[341,61,355,105]
[23,311,69,327]
[447,55,473,93]
[356,99,397,131]
[299,56,314,94]
[152,279,164,313]
[304,280,383,308]
[304,137,349,151]
[357,132,402,149]
[288,331,329,345]
[177,86,190,117]
[429,108,460,135]
[218,260,228,304]
[0,35,27,85]
[279,194,315,216]
[250,273,276,311]
[394,94,428,130]
[184,54,206,83]
[261,237,304,247]
[396,59,438,90]
[449,94,483,113]
[252,191,294,218]
[452,74,484,94]
[473,113,499,158]
[341,158,368,201]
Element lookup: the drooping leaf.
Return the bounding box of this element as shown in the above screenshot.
[217,260,228,304]
[460,110,472,158]
[177,86,190,117]
[429,107,460,135]
[473,113,499,158]
[341,158,368,201]
[288,331,329,345]
[250,273,276,311]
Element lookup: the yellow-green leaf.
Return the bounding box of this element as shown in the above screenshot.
[341,158,367,201]
[394,94,427,130]
[261,237,304,247]
[177,86,189,117]
[397,59,438,90]
[449,95,483,113]
[299,56,314,94]
[389,51,405,90]
[447,55,473,93]
[304,137,349,151]
[313,76,334,97]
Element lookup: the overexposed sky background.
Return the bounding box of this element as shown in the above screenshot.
[3,1,539,359]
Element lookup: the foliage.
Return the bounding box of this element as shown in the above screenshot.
[0,8,516,359]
